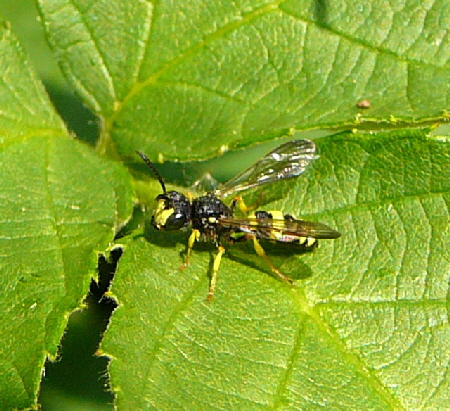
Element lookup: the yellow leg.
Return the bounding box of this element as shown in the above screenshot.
[186,192,194,202]
[236,196,248,214]
[207,246,226,301]
[231,194,264,215]
[252,237,295,285]
[180,229,200,271]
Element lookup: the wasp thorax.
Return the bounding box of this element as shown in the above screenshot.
[191,194,232,231]
[151,191,191,231]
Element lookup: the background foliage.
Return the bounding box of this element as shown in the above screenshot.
[0,0,449,409]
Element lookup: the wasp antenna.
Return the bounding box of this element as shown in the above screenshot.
[136,151,167,193]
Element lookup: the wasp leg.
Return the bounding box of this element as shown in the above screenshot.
[180,229,200,271]
[230,194,264,216]
[251,236,295,285]
[207,246,226,301]
[230,196,242,214]
[186,191,194,202]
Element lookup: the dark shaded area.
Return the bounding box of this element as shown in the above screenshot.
[313,0,329,26]
[115,205,146,240]
[130,138,286,191]
[143,217,190,249]
[91,247,123,297]
[44,82,100,146]
[1,0,100,146]
[227,240,314,281]
[132,154,216,189]
[39,248,122,410]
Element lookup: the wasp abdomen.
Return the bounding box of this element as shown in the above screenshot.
[251,210,318,247]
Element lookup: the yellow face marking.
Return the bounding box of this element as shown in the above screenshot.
[153,199,175,228]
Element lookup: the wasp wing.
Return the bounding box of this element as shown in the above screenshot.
[215,139,317,198]
[220,217,341,239]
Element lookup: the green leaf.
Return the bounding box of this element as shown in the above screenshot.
[0,20,65,143]
[0,22,134,409]
[37,0,450,161]
[5,1,449,408]
[102,131,449,409]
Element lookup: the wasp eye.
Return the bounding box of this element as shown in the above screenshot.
[164,212,189,230]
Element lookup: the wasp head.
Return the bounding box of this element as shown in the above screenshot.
[152,191,191,230]
[136,151,191,231]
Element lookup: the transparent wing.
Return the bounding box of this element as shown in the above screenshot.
[220,217,341,239]
[215,139,317,198]
[189,172,221,194]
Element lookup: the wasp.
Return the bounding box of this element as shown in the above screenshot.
[136,139,341,300]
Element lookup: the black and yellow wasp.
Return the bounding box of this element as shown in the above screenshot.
[137,139,341,300]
